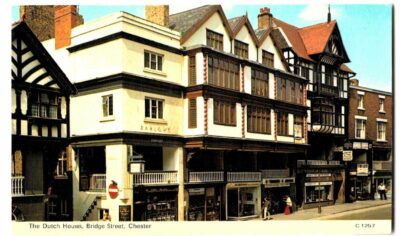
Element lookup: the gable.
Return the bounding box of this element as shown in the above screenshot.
[323,25,350,62]
[11,22,75,94]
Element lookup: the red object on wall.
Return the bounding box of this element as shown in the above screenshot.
[108,183,119,199]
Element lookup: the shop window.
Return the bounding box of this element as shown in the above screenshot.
[227,188,257,218]
[102,95,113,117]
[206,29,223,51]
[262,50,274,68]
[145,98,164,120]
[305,184,332,203]
[144,51,163,71]
[234,40,248,59]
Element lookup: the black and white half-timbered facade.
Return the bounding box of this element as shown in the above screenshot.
[11,21,76,221]
[271,10,356,207]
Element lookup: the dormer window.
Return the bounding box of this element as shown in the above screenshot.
[234,40,248,59]
[206,29,223,51]
[30,92,58,119]
[262,50,274,68]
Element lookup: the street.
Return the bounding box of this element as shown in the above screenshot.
[323,204,392,220]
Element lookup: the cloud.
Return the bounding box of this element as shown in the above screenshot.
[299,4,342,22]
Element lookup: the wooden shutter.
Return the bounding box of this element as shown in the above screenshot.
[66,145,73,171]
[189,56,196,86]
[14,150,23,176]
[189,98,197,128]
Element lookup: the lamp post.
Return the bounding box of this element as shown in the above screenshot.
[318,181,322,214]
[128,153,145,221]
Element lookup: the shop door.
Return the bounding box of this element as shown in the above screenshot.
[227,189,239,218]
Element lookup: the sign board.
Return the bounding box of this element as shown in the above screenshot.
[357,164,369,176]
[342,150,353,161]
[188,188,205,195]
[119,205,131,221]
[294,124,302,138]
[108,183,119,199]
[353,142,369,150]
[334,146,344,152]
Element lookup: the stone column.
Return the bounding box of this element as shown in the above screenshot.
[177,148,185,221]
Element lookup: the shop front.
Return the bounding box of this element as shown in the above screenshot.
[226,183,261,220]
[262,177,295,214]
[349,163,371,201]
[185,186,222,221]
[133,186,178,221]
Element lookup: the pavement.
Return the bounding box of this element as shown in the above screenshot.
[256,199,392,220]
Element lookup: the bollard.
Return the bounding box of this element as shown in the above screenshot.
[318,205,322,214]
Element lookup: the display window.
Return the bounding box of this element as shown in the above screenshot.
[134,188,177,221]
[305,182,333,203]
[227,187,258,218]
[187,187,221,221]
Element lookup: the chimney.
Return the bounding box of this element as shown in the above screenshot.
[145,5,169,27]
[258,7,273,30]
[54,5,83,49]
[350,79,359,87]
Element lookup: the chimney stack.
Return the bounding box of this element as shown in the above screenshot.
[258,7,273,30]
[350,79,359,87]
[145,5,169,27]
[54,5,83,49]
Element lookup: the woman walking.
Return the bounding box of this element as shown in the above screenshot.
[284,195,292,215]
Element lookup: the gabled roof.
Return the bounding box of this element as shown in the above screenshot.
[228,15,259,47]
[273,18,312,61]
[298,20,337,55]
[169,5,233,44]
[340,64,354,74]
[12,21,76,94]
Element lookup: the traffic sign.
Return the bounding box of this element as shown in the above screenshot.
[108,183,119,199]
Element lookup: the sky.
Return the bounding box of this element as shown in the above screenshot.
[11,3,392,92]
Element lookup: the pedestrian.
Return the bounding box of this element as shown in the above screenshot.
[284,195,292,215]
[262,196,271,220]
[378,182,387,200]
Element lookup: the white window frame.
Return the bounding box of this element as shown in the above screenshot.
[379,97,385,113]
[357,94,365,110]
[55,152,67,177]
[144,51,163,71]
[377,120,387,142]
[102,95,113,117]
[355,117,367,139]
[60,199,69,216]
[145,97,164,120]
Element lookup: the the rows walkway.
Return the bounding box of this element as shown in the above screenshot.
[257,199,392,220]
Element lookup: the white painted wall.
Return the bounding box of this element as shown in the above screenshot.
[12,89,16,113]
[183,12,232,54]
[163,147,179,171]
[234,25,257,61]
[269,74,275,99]
[258,36,286,70]
[243,66,251,94]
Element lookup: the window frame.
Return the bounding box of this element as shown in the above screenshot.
[188,98,197,128]
[357,94,365,110]
[379,98,385,113]
[262,50,274,68]
[102,95,113,117]
[55,151,67,177]
[208,55,240,91]
[234,39,249,59]
[247,105,271,134]
[251,68,269,98]
[213,99,236,126]
[144,50,164,71]
[277,112,289,136]
[355,118,366,139]
[30,91,59,119]
[206,29,223,51]
[145,97,164,120]
[377,121,386,141]
[188,55,197,86]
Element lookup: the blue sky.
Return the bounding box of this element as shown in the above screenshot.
[11,4,392,92]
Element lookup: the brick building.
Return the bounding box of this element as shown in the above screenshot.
[347,79,392,200]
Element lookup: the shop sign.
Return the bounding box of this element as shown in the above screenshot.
[357,164,369,176]
[353,142,369,150]
[342,150,353,161]
[334,146,344,152]
[305,181,332,186]
[306,173,331,177]
[188,188,205,195]
[119,205,131,221]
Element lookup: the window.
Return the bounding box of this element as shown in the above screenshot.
[262,50,274,68]
[56,151,67,177]
[277,112,289,136]
[247,106,271,134]
[145,98,164,119]
[206,29,223,51]
[251,69,268,97]
[379,98,385,112]
[188,98,197,128]
[30,92,58,119]
[48,199,57,216]
[102,95,113,117]
[357,94,364,109]
[294,116,303,138]
[60,199,68,216]
[377,122,386,141]
[234,40,248,59]
[276,77,303,104]
[144,51,163,71]
[214,100,236,126]
[189,56,196,86]
[208,56,240,90]
[355,119,366,139]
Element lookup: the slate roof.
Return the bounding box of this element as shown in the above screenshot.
[169,5,215,36]
[228,16,245,33]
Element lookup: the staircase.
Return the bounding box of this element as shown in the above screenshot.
[81,196,102,221]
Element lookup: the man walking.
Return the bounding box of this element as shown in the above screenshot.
[378,182,387,200]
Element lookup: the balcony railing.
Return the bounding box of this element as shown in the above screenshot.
[188,171,224,183]
[319,83,339,96]
[12,176,25,196]
[227,172,261,182]
[297,160,341,168]
[261,169,290,178]
[133,171,178,185]
[373,161,392,171]
[89,174,106,192]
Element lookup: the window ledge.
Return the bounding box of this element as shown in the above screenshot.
[357,107,365,111]
[144,118,168,125]
[355,137,366,140]
[379,110,386,114]
[100,116,115,122]
[143,68,167,77]
[376,140,387,143]
[54,175,68,180]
